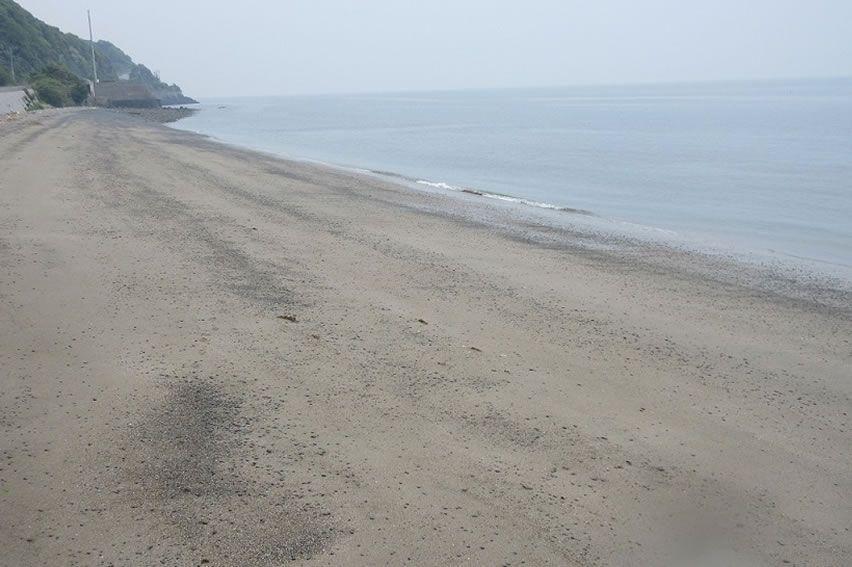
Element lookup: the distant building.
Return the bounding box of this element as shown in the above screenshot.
[0,86,28,115]
[93,81,160,108]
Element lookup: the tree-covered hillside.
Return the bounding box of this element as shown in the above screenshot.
[95,39,136,78]
[0,0,194,103]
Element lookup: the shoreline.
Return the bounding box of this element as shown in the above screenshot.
[2,109,850,566]
[166,112,852,314]
[116,105,199,123]
[168,87,852,274]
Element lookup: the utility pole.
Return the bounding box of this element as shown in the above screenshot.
[1,45,15,84]
[7,46,14,84]
[87,10,98,94]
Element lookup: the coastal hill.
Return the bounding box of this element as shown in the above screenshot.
[0,0,194,104]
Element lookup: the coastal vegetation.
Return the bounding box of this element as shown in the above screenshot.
[27,64,88,107]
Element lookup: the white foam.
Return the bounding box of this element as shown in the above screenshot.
[487,193,564,210]
[417,179,583,214]
[416,180,463,192]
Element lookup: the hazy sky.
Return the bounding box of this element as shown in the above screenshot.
[18,0,852,97]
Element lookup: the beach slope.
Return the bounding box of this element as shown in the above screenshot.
[1,109,849,566]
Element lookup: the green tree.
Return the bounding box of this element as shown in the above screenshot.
[28,64,90,107]
[30,76,67,106]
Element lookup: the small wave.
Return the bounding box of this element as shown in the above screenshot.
[371,169,420,183]
[416,180,594,216]
[615,219,679,236]
[417,180,461,191]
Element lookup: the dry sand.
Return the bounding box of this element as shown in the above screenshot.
[1,108,849,566]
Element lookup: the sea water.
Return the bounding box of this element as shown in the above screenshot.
[172,78,852,271]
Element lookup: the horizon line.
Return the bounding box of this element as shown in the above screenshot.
[190,74,852,101]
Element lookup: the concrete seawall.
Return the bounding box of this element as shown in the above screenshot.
[0,87,28,114]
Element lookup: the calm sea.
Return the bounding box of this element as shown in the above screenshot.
[172,79,852,272]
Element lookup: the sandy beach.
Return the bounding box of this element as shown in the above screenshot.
[1,108,849,566]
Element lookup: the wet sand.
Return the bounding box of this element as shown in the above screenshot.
[1,108,849,566]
